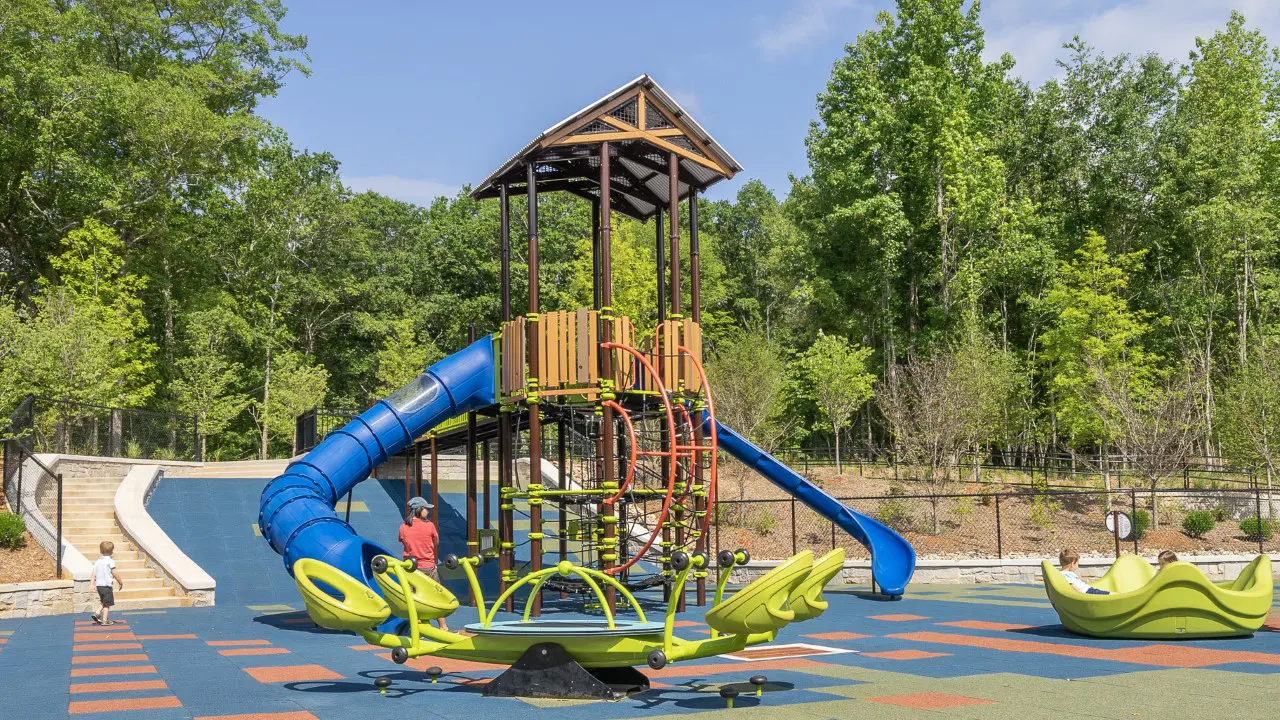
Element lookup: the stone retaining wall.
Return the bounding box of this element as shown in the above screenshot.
[0,578,95,619]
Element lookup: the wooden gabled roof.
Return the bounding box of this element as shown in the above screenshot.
[471,75,741,220]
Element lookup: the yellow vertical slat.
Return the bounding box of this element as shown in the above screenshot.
[588,310,598,385]
[546,311,559,389]
[561,310,571,386]
[690,321,703,392]
[517,317,527,393]
[576,309,589,384]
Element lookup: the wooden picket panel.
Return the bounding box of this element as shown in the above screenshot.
[546,311,560,389]
[576,309,591,384]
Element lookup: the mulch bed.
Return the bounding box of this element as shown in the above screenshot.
[0,532,59,584]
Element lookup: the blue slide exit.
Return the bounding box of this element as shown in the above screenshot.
[710,419,916,596]
[258,336,496,593]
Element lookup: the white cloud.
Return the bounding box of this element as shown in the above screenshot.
[984,0,1280,86]
[345,175,457,206]
[758,0,862,58]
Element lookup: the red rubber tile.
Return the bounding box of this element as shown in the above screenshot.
[68,696,181,714]
[71,665,158,678]
[937,620,1033,631]
[863,650,951,660]
[70,679,169,694]
[671,620,703,627]
[207,639,272,647]
[866,691,995,710]
[243,664,343,683]
[890,631,1280,668]
[72,653,149,664]
[647,658,836,679]
[73,633,137,643]
[135,634,198,640]
[219,647,292,657]
[76,619,127,626]
[805,631,871,640]
[868,613,929,621]
[190,707,318,712]
[376,652,499,674]
[73,643,143,652]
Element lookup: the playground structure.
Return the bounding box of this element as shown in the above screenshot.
[1042,554,1273,639]
[257,75,917,619]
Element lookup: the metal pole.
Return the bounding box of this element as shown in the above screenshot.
[482,439,491,531]
[655,209,665,324]
[56,472,63,579]
[791,497,798,556]
[525,160,543,617]
[344,489,353,523]
[1130,489,1138,554]
[500,184,511,323]
[431,437,439,529]
[466,327,478,573]
[599,141,617,612]
[1257,486,1265,555]
[558,415,568,600]
[592,198,601,311]
[403,446,412,522]
[668,152,681,318]
[994,493,1002,559]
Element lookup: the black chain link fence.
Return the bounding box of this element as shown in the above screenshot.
[712,487,1280,562]
[9,395,198,461]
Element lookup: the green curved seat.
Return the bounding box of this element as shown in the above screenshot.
[788,548,846,622]
[293,558,391,632]
[1042,554,1273,638]
[704,551,813,636]
[371,555,460,621]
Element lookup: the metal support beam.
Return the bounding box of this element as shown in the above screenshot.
[526,161,543,617]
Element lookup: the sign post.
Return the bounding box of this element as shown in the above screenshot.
[1105,510,1133,559]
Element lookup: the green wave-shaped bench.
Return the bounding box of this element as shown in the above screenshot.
[1041,554,1273,638]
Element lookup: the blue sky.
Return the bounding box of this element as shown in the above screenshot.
[258,0,1280,205]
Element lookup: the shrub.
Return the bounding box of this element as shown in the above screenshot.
[0,512,26,550]
[753,512,776,536]
[1132,509,1151,540]
[1211,505,1229,522]
[952,495,975,520]
[1240,517,1273,541]
[876,497,914,533]
[1181,510,1215,538]
[1030,495,1060,531]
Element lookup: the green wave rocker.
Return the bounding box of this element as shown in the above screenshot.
[1041,554,1273,639]
[293,547,846,699]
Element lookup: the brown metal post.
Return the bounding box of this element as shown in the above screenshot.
[690,188,706,605]
[668,152,681,319]
[558,414,568,600]
[592,198,602,311]
[430,436,439,529]
[416,442,424,498]
[526,161,544,616]
[482,439,491,530]
[655,209,666,324]
[403,447,412,522]
[498,182,512,607]
[599,141,617,611]
[467,325,479,575]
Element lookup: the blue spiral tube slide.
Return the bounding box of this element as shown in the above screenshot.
[709,418,917,596]
[258,336,496,591]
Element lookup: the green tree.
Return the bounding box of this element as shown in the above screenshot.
[372,318,439,397]
[171,306,252,460]
[1039,232,1158,448]
[251,350,328,457]
[797,332,876,474]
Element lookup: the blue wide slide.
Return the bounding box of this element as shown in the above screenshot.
[710,419,917,596]
[258,336,496,592]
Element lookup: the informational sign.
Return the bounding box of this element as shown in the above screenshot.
[1106,510,1133,541]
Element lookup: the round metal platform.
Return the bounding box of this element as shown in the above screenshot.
[463,619,666,637]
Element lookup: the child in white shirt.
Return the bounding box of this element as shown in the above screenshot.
[1059,549,1108,595]
[92,541,124,625]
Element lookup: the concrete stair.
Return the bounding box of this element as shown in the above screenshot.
[170,459,291,479]
[60,475,192,610]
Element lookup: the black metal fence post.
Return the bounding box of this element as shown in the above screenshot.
[791,497,797,555]
[1131,489,1139,554]
[15,450,23,514]
[56,472,63,579]
[1256,487,1264,555]
[193,416,201,462]
[994,492,1002,559]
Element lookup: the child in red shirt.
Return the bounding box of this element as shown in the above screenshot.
[399,496,448,631]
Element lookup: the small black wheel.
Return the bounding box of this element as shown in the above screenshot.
[718,550,736,568]
[404,557,418,573]
[443,554,459,570]
[736,549,750,564]
[720,686,740,706]
[749,675,767,694]
[670,551,690,571]
[391,646,409,664]
[371,556,388,574]
[691,551,708,568]
[647,649,667,670]
[374,676,392,692]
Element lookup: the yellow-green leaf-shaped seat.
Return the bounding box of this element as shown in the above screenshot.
[293,558,391,631]
[704,551,813,636]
